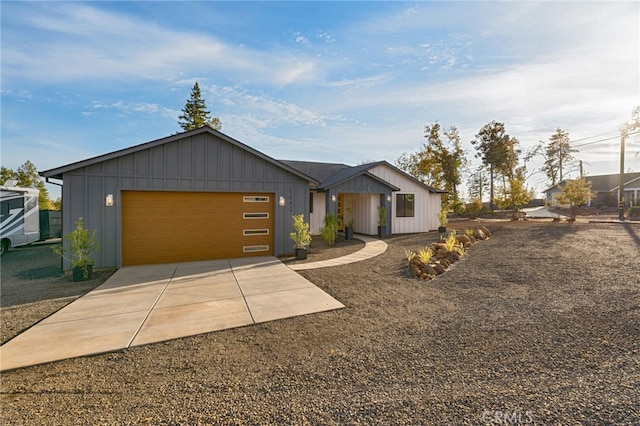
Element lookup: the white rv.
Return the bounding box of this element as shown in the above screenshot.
[0,183,40,255]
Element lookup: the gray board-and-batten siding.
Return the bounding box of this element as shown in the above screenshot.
[43,128,314,270]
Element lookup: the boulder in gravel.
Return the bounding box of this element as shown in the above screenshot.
[447,251,461,262]
[423,264,438,276]
[409,264,421,277]
[456,235,471,245]
[473,229,486,240]
[479,226,491,237]
[434,264,446,274]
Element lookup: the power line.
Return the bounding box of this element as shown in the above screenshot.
[570,131,640,148]
[569,130,620,144]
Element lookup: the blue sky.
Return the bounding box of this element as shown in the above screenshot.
[2,1,639,199]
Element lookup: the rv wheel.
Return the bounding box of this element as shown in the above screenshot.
[0,239,8,256]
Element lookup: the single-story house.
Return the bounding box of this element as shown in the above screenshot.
[41,127,444,270]
[543,172,640,207]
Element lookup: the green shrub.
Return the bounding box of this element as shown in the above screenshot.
[437,209,448,227]
[290,214,312,249]
[404,249,416,262]
[377,206,387,227]
[441,230,464,255]
[52,217,98,279]
[416,247,433,263]
[321,213,338,246]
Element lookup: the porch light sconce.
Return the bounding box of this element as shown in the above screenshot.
[386,195,392,202]
[331,194,336,202]
[105,194,114,207]
[278,196,285,207]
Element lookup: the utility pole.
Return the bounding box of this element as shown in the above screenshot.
[618,107,640,220]
[579,160,583,178]
[619,133,625,221]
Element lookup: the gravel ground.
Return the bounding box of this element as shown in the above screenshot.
[1,220,639,425]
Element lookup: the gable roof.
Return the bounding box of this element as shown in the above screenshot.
[366,160,448,193]
[544,172,640,193]
[281,159,446,193]
[280,160,399,191]
[40,126,318,184]
[278,160,350,187]
[318,162,401,191]
[608,173,640,191]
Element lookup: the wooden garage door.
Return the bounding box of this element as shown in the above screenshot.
[122,191,274,265]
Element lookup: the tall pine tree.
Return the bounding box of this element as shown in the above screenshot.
[178,82,221,131]
[471,121,520,209]
[542,128,575,185]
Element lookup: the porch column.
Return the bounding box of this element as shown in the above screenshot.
[379,193,392,236]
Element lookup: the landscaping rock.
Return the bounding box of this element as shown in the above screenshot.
[409,264,421,277]
[423,265,438,276]
[447,251,460,262]
[455,235,471,246]
[479,226,492,237]
[473,229,486,240]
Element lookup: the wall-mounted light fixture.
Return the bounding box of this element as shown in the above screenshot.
[105,194,114,207]
[331,194,336,202]
[278,196,286,207]
[386,194,392,202]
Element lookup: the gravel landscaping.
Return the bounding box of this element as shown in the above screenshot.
[1,220,639,425]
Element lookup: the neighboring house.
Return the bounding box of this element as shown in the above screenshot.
[41,127,445,270]
[543,172,640,207]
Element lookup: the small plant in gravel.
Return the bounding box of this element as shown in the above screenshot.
[320,213,338,246]
[442,231,465,256]
[404,249,416,262]
[463,228,475,238]
[416,247,433,264]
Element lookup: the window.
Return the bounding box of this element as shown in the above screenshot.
[243,245,270,253]
[243,229,269,236]
[309,192,314,213]
[396,194,415,217]
[243,196,269,202]
[243,212,269,219]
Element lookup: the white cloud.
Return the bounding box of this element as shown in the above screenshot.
[293,32,311,47]
[2,3,323,87]
[88,101,178,119]
[204,85,327,128]
[325,75,391,90]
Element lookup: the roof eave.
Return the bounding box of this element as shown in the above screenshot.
[319,170,401,192]
[39,127,319,185]
[371,160,446,193]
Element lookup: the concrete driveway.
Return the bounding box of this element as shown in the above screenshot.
[522,206,565,219]
[0,257,344,371]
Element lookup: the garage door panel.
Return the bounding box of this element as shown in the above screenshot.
[122,191,274,265]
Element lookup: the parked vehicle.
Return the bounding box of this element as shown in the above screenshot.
[0,182,40,255]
